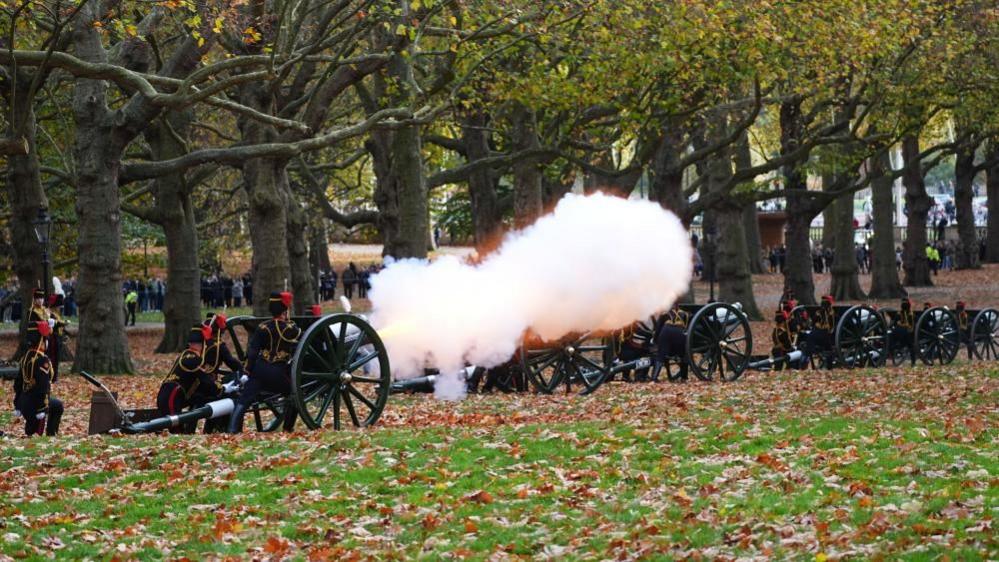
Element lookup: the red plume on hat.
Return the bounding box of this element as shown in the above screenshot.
[214,313,227,331]
[280,292,293,308]
[309,304,322,316]
[956,301,966,309]
[47,294,58,307]
[201,325,213,342]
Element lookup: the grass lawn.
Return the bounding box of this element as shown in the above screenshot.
[1,366,996,560]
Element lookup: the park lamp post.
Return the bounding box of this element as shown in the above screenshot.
[33,207,52,299]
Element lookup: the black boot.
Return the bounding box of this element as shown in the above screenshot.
[649,360,663,382]
[227,403,247,434]
[282,404,298,432]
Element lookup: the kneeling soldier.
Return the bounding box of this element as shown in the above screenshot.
[807,295,835,369]
[156,324,220,433]
[652,303,690,382]
[228,292,302,433]
[14,321,63,436]
[201,313,243,432]
[771,310,794,371]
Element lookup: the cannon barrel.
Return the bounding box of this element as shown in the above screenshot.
[390,374,438,394]
[121,398,235,434]
[0,366,17,381]
[748,350,804,371]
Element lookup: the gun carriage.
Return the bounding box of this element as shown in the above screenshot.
[518,302,754,394]
[81,313,392,434]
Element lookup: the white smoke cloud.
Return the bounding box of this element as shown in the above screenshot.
[368,193,693,382]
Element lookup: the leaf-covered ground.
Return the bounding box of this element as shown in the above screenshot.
[1,365,996,560]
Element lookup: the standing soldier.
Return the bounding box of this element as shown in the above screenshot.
[156,325,220,433]
[14,321,64,436]
[228,292,302,433]
[652,302,690,382]
[891,298,917,366]
[771,310,794,371]
[199,313,243,432]
[27,288,47,325]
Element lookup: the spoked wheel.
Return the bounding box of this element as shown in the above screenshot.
[889,336,913,367]
[687,303,752,382]
[835,305,887,369]
[519,333,611,395]
[291,314,391,430]
[970,308,999,360]
[915,307,960,366]
[250,395,286,432]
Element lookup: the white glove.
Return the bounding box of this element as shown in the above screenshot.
[48,318,55,329]
[222,381,239,394]
[12,409,20,419]
[36,412,46,420]
[240,374,249,384]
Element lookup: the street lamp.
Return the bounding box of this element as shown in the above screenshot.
[32,207,52,298]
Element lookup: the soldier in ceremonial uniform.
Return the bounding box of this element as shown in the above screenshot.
[14,321,63,436]
[652,302,690,381]
[614,318,655,382]
[156,324,221,433]
[200,313,244,432]
[201,313,243,377]
[955,301,970,344]
[807,295,836,369]
[771,310,794,371]
[228,292,302,433]
[27,288,47,325]
[891,298,917,366]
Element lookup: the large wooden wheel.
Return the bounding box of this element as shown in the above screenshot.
[519,333,611,395]
[835,305,887,369]
[291,314,391,430]
[915,307,960,366]
[970,308,999,360]
[687,303,752,382]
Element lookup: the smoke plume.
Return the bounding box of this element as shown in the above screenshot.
[368,193,693,382]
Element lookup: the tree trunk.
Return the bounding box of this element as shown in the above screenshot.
[821,205,836,251]
[371,21,428,259]
[237,82,293,316]
[779,98,816,305]
[953,139,981,270]
[141,112,203,353]
[286,189,315,312]
[71,121,133,373]
[649,117,688,220]
[829,188,866,300]
[986,142,999,263]
[3,80,47,349]
[462,111,502,252]
[901,134,933,286]
[702,118,760,318]
[309,220,331,274]
[868,150,906,299]
[511,104,543,229]
[732,130,763,274]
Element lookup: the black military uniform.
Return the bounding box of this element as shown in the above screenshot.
[771,311,794,371]
[201,313,243,377]
[14,322,63,436]
[892,299,917,366]
[654,305,690,381]
[156,325,221,433]
[615,318,655,382]
[200,313,243,432]
[228,292,302,433]
[807,296,835,369]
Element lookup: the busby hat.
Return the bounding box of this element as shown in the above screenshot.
[821,295,834,306]
[956,301,966,309]
[33,288,45,299]
[189,324,211,345]
[268,291,293,316]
